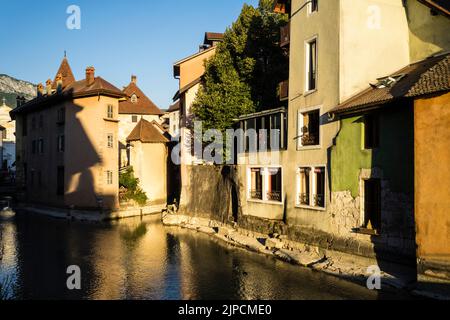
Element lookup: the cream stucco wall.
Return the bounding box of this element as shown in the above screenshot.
[407,0,450,62]
[339,0,410,101]
[177,47,216,89]
[16,95,121,210]
[129,141,168,205]
[118,114,160,168]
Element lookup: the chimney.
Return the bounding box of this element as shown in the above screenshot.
[131,75,137,84]
[46,79,53,95]
[16,96,21,107]
[86,66,95,86]
[37,83,44,97]
[56,73,63,92]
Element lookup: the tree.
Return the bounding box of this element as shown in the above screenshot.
[192,0,288,133]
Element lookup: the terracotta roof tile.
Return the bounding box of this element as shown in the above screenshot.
[119,81,163,115]
[127,119,169,143]
[331,53,450,114]
[12,76,125,115]
[52,57,76,89]
[168,100,180,112]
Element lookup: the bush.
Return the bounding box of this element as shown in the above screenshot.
[119,167,148,207]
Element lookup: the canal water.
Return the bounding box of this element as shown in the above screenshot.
[0,212,413,300]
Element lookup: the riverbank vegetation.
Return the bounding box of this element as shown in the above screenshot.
[119,167,148,207]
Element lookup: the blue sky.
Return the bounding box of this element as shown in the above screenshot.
[0,0,258,109]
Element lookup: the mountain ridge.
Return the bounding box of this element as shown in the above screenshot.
[0,74,36,108]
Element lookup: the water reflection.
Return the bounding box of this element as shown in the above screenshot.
[0,213,412,300]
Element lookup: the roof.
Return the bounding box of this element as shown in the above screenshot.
[168,100,180,112]
[173,77,203,101]
[52,57,76,89]
[331,53,450,115]
[418,0,450,17]
[237,107,286,121]
[173,46,216,67]
[127,119,169,143]
[204,32,224,44]
[11,76,126,116]
[119,80,164,115]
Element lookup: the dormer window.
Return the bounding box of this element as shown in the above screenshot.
[131,94,138,104]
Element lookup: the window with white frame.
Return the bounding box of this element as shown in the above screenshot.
[107,104,114,119]
[305,38,317,92]
[297,166,325,208]
[308,0,318,14]
[248,167,283,203]
[298,108,320,148]
[107,134,114,148]
[249,168,263,200]
[106,171,113,185]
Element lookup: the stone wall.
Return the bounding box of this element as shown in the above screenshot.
[178,165,240,223]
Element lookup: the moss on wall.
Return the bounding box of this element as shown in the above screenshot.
[331,102,414,198]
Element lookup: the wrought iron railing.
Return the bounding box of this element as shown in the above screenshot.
[301,133,319,146]
[298,193,310,206]
[313,194,325,208]
[250,190,263,200]
[267,191,282,202]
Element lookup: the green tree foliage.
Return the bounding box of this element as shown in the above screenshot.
[192,0,288,132]
[119,167,148,207]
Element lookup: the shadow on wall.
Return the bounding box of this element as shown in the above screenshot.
[166,142,181,205]
[21,89,118,211]
[405,0,450,61]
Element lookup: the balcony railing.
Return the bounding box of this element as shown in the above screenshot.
[298,193,310,206]
[250,190,263,200]
[280,22,290,47]
[267,191,282,202]
[301,133,319,146]
[279,80,289,101]
[313,194,325,208]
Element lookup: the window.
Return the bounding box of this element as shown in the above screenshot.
[298,168,310,205]
[38,171,42,187]
[298,109,320,147]
[313,167,325,208]
[30,170,35,186]
[106,171,113,185]
[248,167,283,203]
[38,138,44,154]
[107,104,114,119]
[364,114,379,149]
[267,168,282,202]
[309,0,318,13]
[39,114,44,129]
[306,38,317,92]
[22,115,28,136]
[297,166,326,209]
[57,166,64,196]
[31,116,37,130]
[249,168,263,200]
[131,94,138,103]
[241,111,287,153]
[2,130,6,140]
[57,108,65,124]
[31,140,37,155]
[57,135,65,153]
[107,134,114,148]
[363,179,381,233]
[132,115,138,123]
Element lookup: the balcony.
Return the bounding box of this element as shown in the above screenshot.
[298,193,310,206]
[280,22,290,48]
[250,190,263,200]
[267,191,282,202]
[301,133,319,146]
[279,80,289,101]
